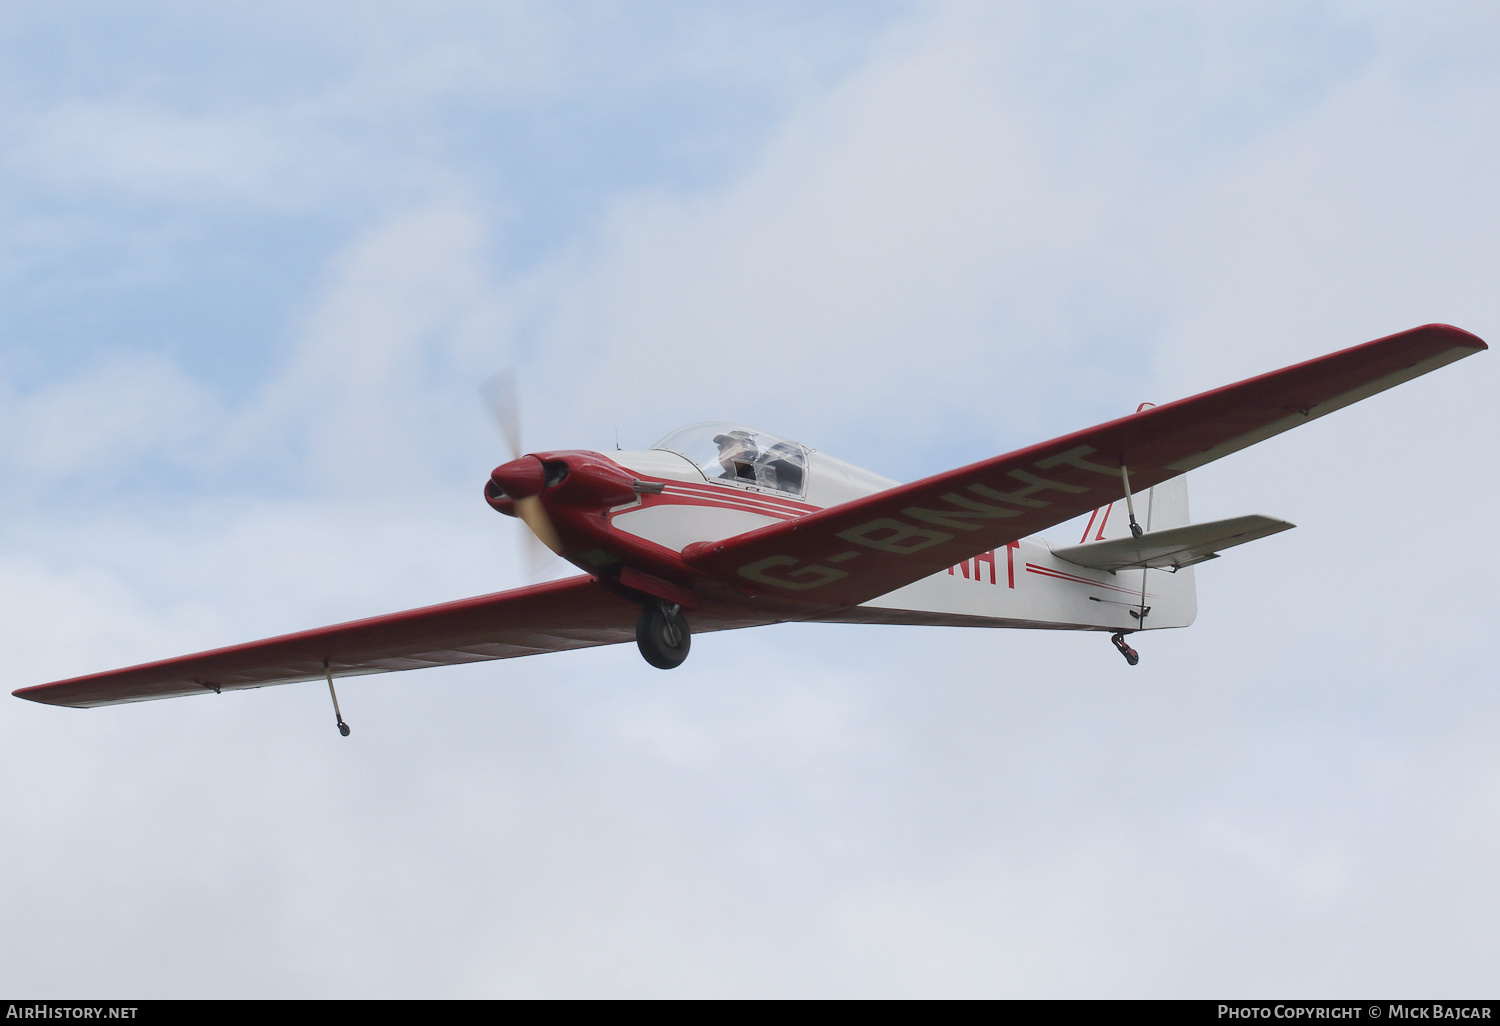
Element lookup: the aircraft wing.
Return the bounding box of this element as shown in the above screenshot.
[15,576,645,708]
[683,323,1485,610]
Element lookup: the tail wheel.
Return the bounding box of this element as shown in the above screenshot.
[637,604,691,669]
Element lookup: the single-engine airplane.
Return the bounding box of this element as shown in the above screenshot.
[12,324,1487,734]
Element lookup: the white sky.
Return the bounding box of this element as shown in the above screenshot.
[0,1,1496,997]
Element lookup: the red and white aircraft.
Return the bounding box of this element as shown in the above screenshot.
[13,325,1486,734]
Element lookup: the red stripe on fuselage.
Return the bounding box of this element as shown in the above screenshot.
[1024,562,1141,596]
[645,491,800,520]
[605,479,818,529]
[660,481,819,513]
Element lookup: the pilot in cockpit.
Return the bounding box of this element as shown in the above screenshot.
[713,430,759,482]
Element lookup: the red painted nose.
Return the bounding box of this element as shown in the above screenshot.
[490,456,545,499]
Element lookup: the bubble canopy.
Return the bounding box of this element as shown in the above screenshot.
[652,422,809,496]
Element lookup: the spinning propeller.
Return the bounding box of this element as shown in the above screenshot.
[480,369,565,573]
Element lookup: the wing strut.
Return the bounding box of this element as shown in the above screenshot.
[1120,463,1144,539]
[325,659,351,738]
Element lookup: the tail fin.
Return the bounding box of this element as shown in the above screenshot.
[1142,473,1190,533]
[1071,472,1197,630]
[1075,472,1191,543]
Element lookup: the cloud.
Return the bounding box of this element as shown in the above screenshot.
[237,205,508,486]
[0,350,222,479]
[14,102,298,206]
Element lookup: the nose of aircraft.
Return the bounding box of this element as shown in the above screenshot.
[490,455,545,499]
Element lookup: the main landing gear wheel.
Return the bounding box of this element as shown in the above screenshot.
[1111,632,1140,666]
[637,603,691,669]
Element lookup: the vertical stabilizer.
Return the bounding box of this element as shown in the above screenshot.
[1075,472,1190,543]
[1143,473,1190,533]
[1069,472,1197,630]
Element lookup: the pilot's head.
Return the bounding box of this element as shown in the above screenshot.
[713,430,756,455]
[712,430,757,473]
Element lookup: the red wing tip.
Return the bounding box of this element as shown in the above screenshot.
[12,683,97,708]
[12,687,75,708]
[1417,323,1487,350]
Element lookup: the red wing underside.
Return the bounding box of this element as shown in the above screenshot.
[685,323,1486,611]
[13,576,771,709]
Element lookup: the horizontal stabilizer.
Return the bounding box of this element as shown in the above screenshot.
[1051,514,1294,572]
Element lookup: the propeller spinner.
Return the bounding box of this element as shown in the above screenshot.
[480,370,566,566]
[488,455,566,555]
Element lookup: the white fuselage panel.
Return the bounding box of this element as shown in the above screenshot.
[611,504,785,551]
[861,538,1196,631]
[602,444,1196,632]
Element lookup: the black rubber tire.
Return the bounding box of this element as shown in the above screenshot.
[636,605,691,669]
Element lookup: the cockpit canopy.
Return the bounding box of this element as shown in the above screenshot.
[652,422,809,497]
